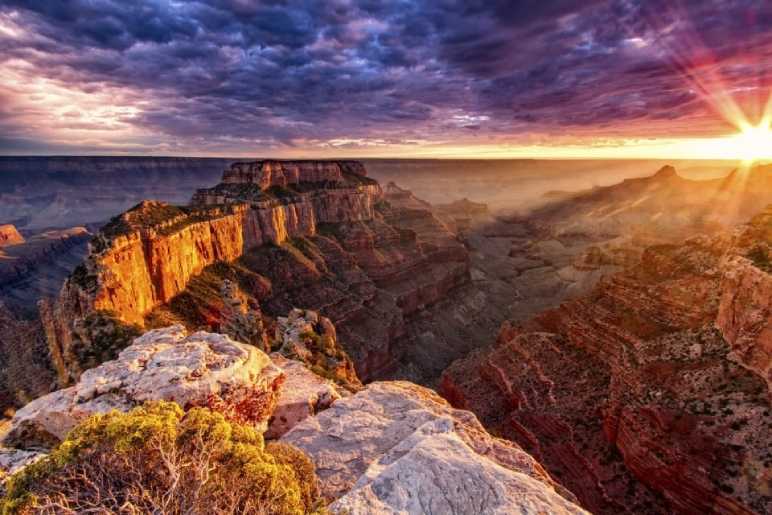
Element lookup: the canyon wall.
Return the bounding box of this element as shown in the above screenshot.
[441,206,772,514]
[43,161,385,384]
[716,206,772,393]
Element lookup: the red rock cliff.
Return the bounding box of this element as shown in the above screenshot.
[44,161,384,384]
[441,208,772,514]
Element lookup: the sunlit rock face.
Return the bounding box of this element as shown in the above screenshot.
[45,160,471,385]
[3,325,284,449]
[0,224,23,247]
[42,161,387,383]
[441,207,772,515]
[282,381,587,514]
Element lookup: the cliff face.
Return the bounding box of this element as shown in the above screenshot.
[0,225,23,247]
[43,162,383,384]
[221,159,366,188]
[45,161,470,385]
[441,208,772,514]
[716,206,772,392]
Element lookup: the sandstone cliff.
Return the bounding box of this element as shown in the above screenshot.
[441,208,772,514]
[0,225,23,247]
[44,161,471,386]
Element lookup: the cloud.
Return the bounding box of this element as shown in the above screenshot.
[0,0,769,155]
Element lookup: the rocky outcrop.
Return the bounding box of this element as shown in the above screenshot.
[266,354,343,439]
[3,325,284,449]
[281,381,586,514]
[717,256,772,393]
[0,448,45,479]
[441,213,772,514]
[46,161,472,385]
[0,225,23,247]
[219,279,269,351]
[274,308,361,389]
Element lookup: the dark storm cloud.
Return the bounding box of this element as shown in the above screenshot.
[0,0,770,153]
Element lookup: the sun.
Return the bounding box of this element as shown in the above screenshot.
[728,124,772,162]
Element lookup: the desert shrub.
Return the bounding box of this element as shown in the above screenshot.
[70,311,142,372]
[1,401,323,515]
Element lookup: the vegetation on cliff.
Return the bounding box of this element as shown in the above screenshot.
[1,401,323,514]
[70,311,142,375]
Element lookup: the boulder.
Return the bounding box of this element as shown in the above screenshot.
[0,448,46,478]
[266,354,343,439]
[281,381,585,514]
[3,325,283,448]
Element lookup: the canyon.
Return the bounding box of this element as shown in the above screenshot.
[0,158,770,513]
[441,205,772,514]
[41,160,470,386]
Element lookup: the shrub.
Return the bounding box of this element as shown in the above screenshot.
[1,401,324,515]
[71,311,142,372]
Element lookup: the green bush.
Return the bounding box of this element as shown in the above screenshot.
[2,401,324,514]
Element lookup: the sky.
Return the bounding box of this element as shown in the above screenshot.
[0,0,770,158]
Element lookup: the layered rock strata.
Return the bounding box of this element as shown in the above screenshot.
[281,381,587,514]
[43,161,386,383]
[716,207,772,392]
[46,161,471,385]
[441,209,772,514]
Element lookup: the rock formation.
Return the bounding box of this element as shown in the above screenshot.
[281,381,587,514]
[716,206,772,392]
[266,354,343,439]
[0,225,23,247]
[45,160,471,386]
[219,279,269,351]
[441,207,772,514]
[220,160,367,189]
[274,308,361,389]
[3,325,284,448]
[42,161,385,383]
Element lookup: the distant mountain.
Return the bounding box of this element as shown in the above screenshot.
[0,157,234,230]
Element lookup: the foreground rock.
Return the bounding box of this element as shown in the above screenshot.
[3,325,283,448]
[282,381,586,514]
[274,308,361,389]
[266,354,343,439]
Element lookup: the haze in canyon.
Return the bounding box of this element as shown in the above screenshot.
[0,1,770,514]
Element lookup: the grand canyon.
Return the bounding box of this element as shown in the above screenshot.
[1,1,771,514]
